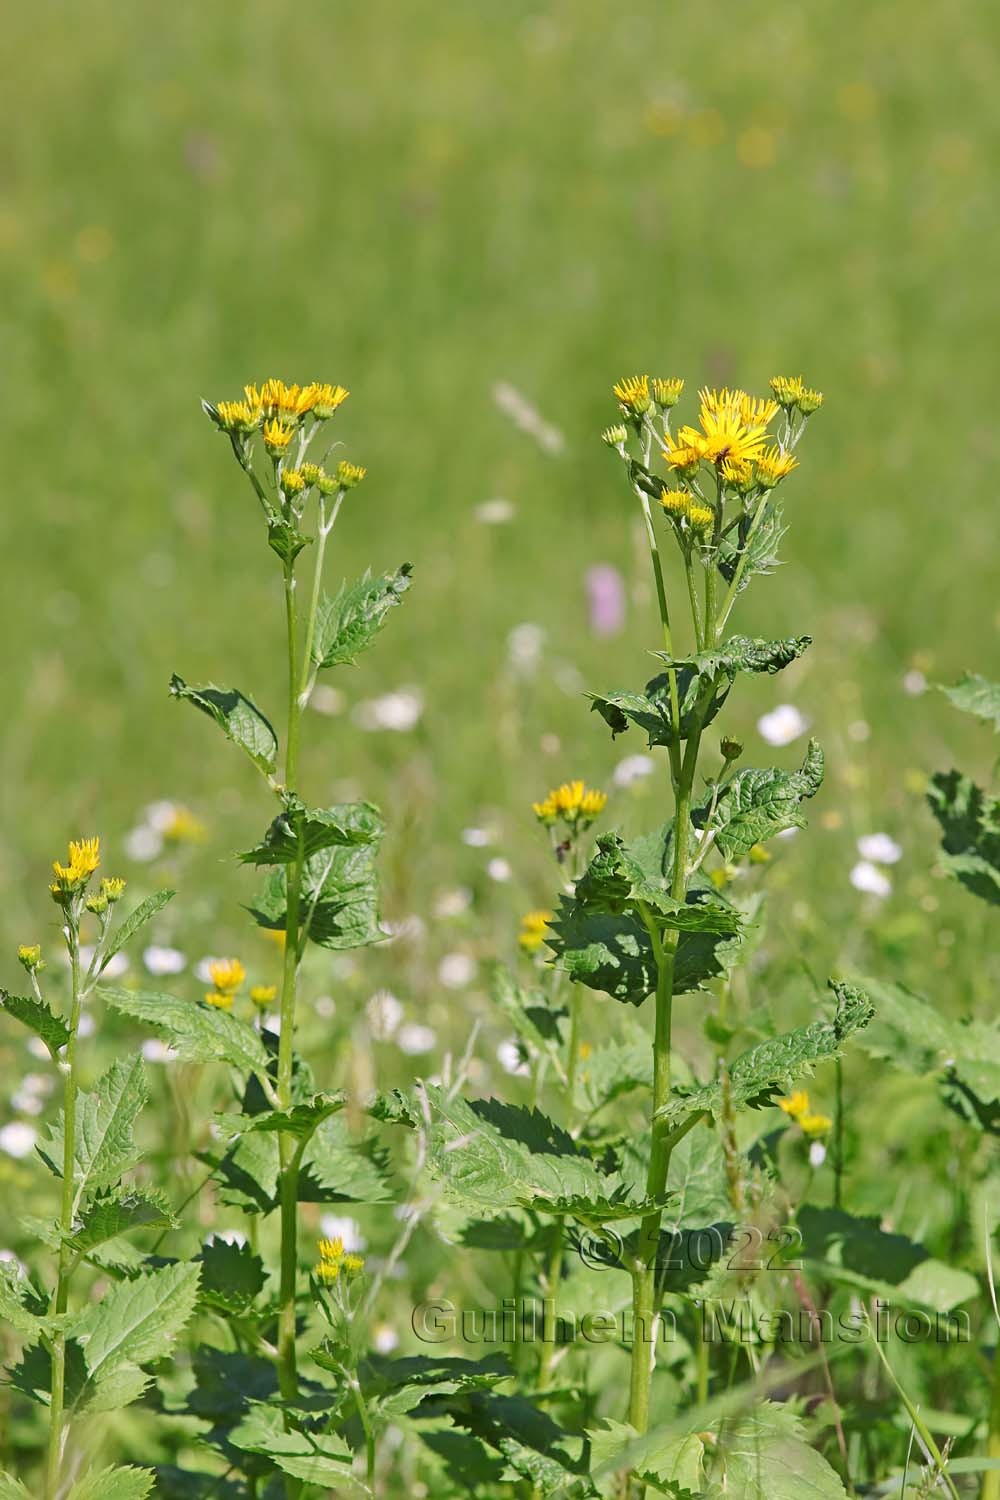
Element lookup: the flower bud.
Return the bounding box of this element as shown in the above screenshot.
[17,944,44,974]
[720,737,743,762]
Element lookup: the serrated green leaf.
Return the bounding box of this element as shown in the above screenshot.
[940,671,1000,731]
[75,1261,200,1390]
[38,1056,147,1195]
[927,769,1000,905]
[716,497,787,593]
[67,1466,155,1500]
[98,889,175,973]
[588,661,728,749]
[658,981,874,1126]
[573,831,744,932]
[654,634,812,681]
[67,1189,176,1255]
[548,899,746,1008]
[312,563,413,669]
[300,1114,395,1204]
[359,1352,511,1420]
[700,739,824,860]
[239,795,380,866]
[0,989,70,1056]
[225,1090,346,1142]
[249,807,384,950]
[229,1402,358,1486]
[489,963,566,1077]
[589,1419,705,1494]
[99,986,271,1083]
[0,1259,44,1338]
[423,1087,664,1221]
[197,1237,265,1314]
[703,1404,848,1500]
[267,515,312,565]
[169,674,278,775]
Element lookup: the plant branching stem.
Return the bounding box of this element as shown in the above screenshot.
[45,929,82,1500]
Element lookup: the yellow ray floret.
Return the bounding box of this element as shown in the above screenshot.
[52,836,101,891]
[769,374,806,407]
[799,1111,832,1136]
[216,400,262,433]
[660,488,691,517]
[336,461,367,488]
[778,1089,809,1119]
[280,469,306,495]
[249,984,277,1007]
[686,503,715,533]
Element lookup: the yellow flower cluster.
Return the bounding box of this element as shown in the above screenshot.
[250,984,277,1008]
[659,490,714,534]
[518,909,553,954]
[769,374,824,413]
[50,837,101,898]
[315,1236,365,1284]
[614,374,685,418]
[212,379,350,438]
[532,780,608,829]
[778,1089,832,1137]
[205,957,246,1010]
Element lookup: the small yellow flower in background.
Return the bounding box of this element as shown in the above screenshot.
[778,1088,831,1135]
[280,469,306,495]
[533,780,607,829]
[613,374,652,417]
[17,944,44,974]
[519,910,553,954]
[578,1041,593,1063]
[205,957,245,1009]
[660,489,691,518]
[262,418,295,454]
[249,984,277,1008]
[162,806,207,844]
[51,837,101,895]
[755,446,798,489]
[778,1089,810,1119]
[100,876,127,902]
[315,1235,364,1285]
[262,928,287,951]
[336,461,367,489]
[748,843,771,864]
[652,377,684,408]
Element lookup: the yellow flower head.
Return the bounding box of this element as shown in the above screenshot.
[769,374,807,408]
[686,503,715,533]
[309,383,350,420]
[662,434,705,476]
[797,386,824,415]
[262,418,295,454]
[255,380,317,422]
[318,1236,344,1262]
[341,1253,365,1278]
[205,990,235,1010]
[755,446,798,489]
[299,463,323,486]
[720,456,754,490]
[51,837,101,892]
[249,984,277,1008]
[163,806,207,844]
[280,469,306,496]
[778,1089,809,1119]
[685,387,774,467]
[336,461,367,489]
[519,909,553,953]
[799,1111,832,1136]
[315,1257,340,1283]
[534,781,607,828]
[613,374,652,417]
[652,377,684,408]
[100,876,126,903]
[207,958,246,995]
[602,424,628,448]
[17,944,43,973]
[216,400,262,434]
[660,488,691,518]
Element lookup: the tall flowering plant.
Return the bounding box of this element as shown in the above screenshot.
[411,374,875,1496]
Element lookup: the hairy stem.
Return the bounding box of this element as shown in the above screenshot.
[45,929,82,1500]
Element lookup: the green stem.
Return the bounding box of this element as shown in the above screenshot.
[537,1221,564,1392]
[637,490,682,784]
[715,497,767,637]
[833,1059,845,1211]
[984,1350,1000,1500]
[867,1324,960,1500]
[566,988,582,1102]
[45,930,82,1500]
[683,549,704,650]
[276,559,305,1480]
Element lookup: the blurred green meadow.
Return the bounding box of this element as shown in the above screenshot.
[1,0,999,1401]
